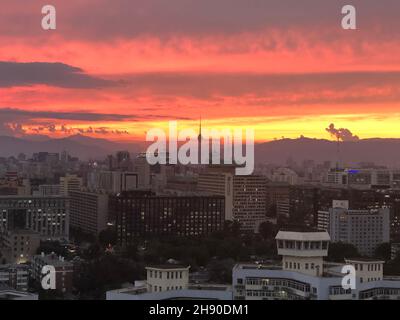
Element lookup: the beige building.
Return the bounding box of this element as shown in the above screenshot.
[345,259,384,283]
[145,265,190,293]
[198,171,267,232]
[60,174,83,196]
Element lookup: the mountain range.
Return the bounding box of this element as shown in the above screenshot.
[0,134,142,160]
[1,135,400,167]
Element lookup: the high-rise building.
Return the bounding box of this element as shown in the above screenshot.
[60,174,83,196]
[198,172,233,221]
[318,200,390,256]
[198,171,267,232]
[36,184,61,196]
[0,196,69,241]
[133,154,152,189]
[111,191,224,246]
[87,171,138,194]
[232,175,267,232]
[69,190,109,235]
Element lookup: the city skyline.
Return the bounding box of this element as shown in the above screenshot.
[1,1,400,143]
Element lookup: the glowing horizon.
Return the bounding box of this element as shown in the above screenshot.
[1,1,400,143]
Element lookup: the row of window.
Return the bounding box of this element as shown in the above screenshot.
[149,270,184,280]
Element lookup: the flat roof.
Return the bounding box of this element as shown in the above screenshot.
[345,258,385,263]
[146,265,190,270]
[275,230,330,241]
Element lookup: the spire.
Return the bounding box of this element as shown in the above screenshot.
[198,116,203,165]
[198,116,202,141]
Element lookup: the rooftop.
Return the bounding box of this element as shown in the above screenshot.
[275,230,330,242]
[345,258,385,263]
[146,265,190,270]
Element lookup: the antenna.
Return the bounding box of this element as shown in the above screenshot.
[198,115,202,141]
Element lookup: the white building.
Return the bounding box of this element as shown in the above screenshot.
[318,200,390,256]
[145,265,190,293]
[106,265,232,300]
[276,230,330,277]
[233,230,400,300]
[325,168,400,190]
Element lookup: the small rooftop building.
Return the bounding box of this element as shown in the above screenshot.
[276,230,330,276]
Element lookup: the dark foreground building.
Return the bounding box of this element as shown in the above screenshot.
[110,191,225,246]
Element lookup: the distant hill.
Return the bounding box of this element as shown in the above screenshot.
[255,137,400,167]
[1,135,400,166]
[0,135,141,159]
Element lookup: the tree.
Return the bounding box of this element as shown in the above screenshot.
[374,243,391,261]
[384,253,400,276]
[207,258,235,284]
[259,221,277,240]
[37,241,68,257]
[327,242,359,262]
[99,228,117,247]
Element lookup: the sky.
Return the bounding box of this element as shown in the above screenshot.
[1,0,400,142]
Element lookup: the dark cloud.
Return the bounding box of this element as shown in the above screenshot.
[0,108,193,136]
[2,0,400,40]
[0,61,117,89]
[26,125,130,136]
[120,71,400,104]
[0,108,138,122]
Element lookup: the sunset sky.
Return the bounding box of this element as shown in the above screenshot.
[1,0,400,142]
